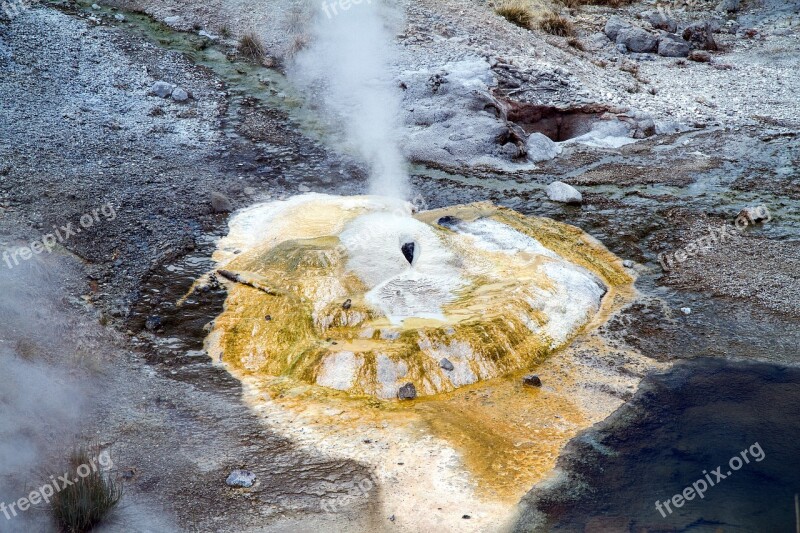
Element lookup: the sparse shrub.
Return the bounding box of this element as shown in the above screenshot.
[620,59,639,75]
[218,24,231,38]
[51,447,122,533]
[539,12,575,37]
[496,0,536,29]
[237,32,266,63]
[286,33,309,57]
[567,36,586,50]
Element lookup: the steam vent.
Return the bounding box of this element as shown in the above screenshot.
[206,194,631,399]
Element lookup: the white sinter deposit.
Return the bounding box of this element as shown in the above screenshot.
[207,194,628,399]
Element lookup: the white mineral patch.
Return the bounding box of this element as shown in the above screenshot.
[376,353,409,398]
[454,217,605,346]
[340,211,466,321]
[457,218,559,259]
[216,193,412,263]
[567,119,638,149]
[316,351,362,391]
[538,263,606,346]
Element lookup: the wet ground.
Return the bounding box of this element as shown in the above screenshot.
[1,2,799,531]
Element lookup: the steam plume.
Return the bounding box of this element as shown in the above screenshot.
[291,0,409,199]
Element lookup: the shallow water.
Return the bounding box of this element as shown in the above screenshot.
[518,357,800,532]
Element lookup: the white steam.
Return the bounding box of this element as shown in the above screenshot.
[291,0,409,199]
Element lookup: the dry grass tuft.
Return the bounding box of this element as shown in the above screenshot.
[567,36,586,50]
[539,12,575,37]
[51,447,122,533]
[495,0,536,29]
[237,32,266,63]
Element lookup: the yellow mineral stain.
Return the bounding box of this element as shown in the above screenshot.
[198,195,650,514]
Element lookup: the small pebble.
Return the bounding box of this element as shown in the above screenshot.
[523,374,542,387]
[680,307,692,315]
[226,470,256,488]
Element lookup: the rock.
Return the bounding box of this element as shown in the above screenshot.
[522,374,542,387]
[658,37,690,57]
[90,3,100,9]
[114,13,125,21]
[526,132,562,163]
[645,10,677,33]
[500,142,521,158]
[683,22,718,51]
[171,87,189,103]
[584,32,611,51]
[399,60,514,170]
[298,184,310,192]
[342,298,352,310]
[616,27,658,53]
[163,15,183,29]
[144,315,162,331]
[688,50,712,63]
[623,259,635,268]
[226,470,256,488]
[440,358,454,371]
[707,19,725,33]
[150,81,174,98]
[720,20,740,34]
[545,181,582,205]
[604,15,631,41]
[680,307,692,315]
[437,216,462,229]
[210,192,233,213]
[716,0,740,13]
[737,206,771,225]
[398,382,417,400]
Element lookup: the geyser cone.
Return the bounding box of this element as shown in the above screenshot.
[206,194,632,399]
